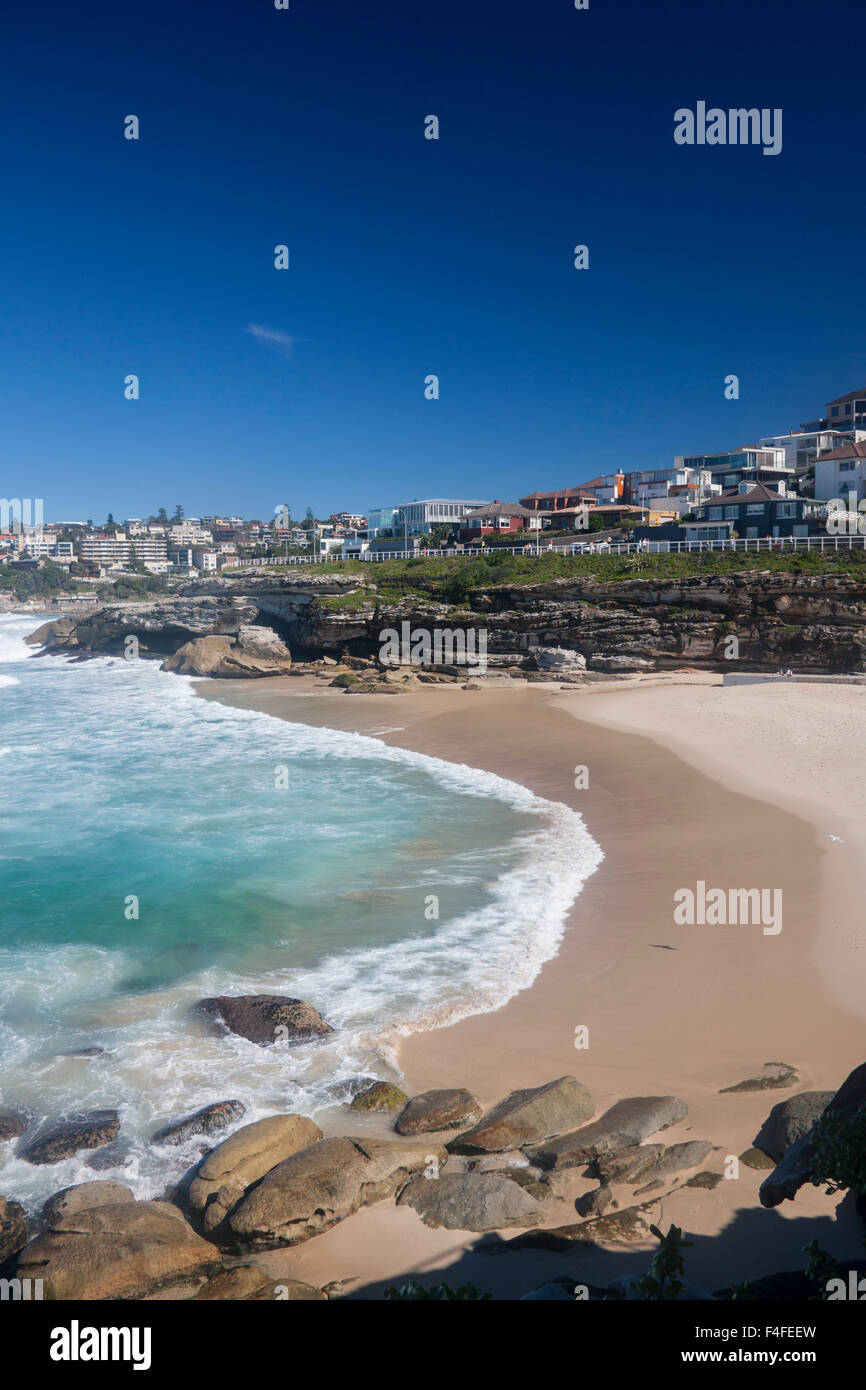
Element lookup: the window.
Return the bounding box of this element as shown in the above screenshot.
[840,461,855,472]
[747,504,765,515]
[724,506,738,519]
[831,406,839,416]
[709,507,723,520]
[776,503,796,518]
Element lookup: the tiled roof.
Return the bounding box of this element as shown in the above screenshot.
[816,442,866,461]
[826,387,866,407]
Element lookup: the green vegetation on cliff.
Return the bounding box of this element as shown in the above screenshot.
[268,546,866,608]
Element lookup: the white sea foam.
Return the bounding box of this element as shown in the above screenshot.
[0,611,604,1207]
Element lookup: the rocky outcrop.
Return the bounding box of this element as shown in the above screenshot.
[395,1089,482,1136]
[574,1184,612,1218]
[18,1110,121,1165]
[16,1200,221,1300]
[396,1172,543,1231]
[41,1182,135,1224]
[30,597,264,659]
[755,1092,835,1163]
[349,1081,408,1113]
[227,1136,445,1250]
[533,646,587,671]
[526,1096,688,1170]
[29,568,866,679]
[0,1107,28,1141]
[162,626,293,677]
[192,1266,325,1300]
[152,1100,246,1147]
[449,1076,594,1154]
[511,1201,660,1250]
[193,995,333,1047]
[760,1061,866,1209]
[0,1196,29,1266]
[720,1061,798,1094]
[186,1114,323,1233]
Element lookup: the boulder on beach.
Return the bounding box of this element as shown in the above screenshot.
[740,1146,775,1170]
[593,1144,665,1185]
[0,1196,29,1266]
[761,1060,866,1209]
[755,1092,835,1163]
[227,1135,445,1250]
[619,1140,715,1187]
[397,1172,543,1232]
[720,1061,799,1094]
[395,1089,482,1136]
[18,1110,121,1166]
[349,1081,408,1114]
[162,626,293,678]
[533,647,587,671]
[41,1181,135,1225]
[193,994,333,1047]
[192,1266,325,1300]
[526,1096,688,1170]
[16,1200,221,1300]
[574,1184,612,1218]
[152,1100,246,1147]
[510,1201,659,1251]
[186,1114,323,1233]
[449,1076,594,1154]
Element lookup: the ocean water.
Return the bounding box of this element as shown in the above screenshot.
[0,611,602,1208]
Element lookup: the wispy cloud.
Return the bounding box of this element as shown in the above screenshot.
[246,324,307,359]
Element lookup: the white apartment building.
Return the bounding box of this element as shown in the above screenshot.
[79,535,132,564]
[394,498,490,536]
[815,442,866,507]
[169,521,213,545]
[131,537,168,564]
[759,429,855,475]
[23,540,75,561]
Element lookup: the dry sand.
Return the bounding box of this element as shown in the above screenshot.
[195,673,866,1298]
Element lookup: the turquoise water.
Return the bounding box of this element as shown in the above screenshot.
[0,612,602,1206]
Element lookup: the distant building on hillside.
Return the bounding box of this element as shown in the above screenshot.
[688,482,826,540]
[759,429,854,477]
[367,507,397,535]
[675,446,792,492]
[519,484,598,517]
[458,501,542,541]
[393,499,489,536]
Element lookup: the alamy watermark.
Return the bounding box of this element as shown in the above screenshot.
[379,621,488,672]
[0,497,43,538]
[674,103,782,157]
[826,498,866,535]
[673,880,782,935]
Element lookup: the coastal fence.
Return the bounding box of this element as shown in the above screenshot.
[223,533,866,569]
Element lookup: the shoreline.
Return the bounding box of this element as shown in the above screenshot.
[194,673,866,1296]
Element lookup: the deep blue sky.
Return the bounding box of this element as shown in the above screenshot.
[1,0,864,524]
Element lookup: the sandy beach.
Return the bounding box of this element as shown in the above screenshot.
[195,673,866,1298]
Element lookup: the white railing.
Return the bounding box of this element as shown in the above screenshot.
[222,533,866,569]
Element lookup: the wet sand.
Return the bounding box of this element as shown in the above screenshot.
[194,674,865,1297]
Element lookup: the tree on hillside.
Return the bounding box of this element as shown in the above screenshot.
[156,507,169,524]
[172,504,185,522]
[302,507,315,529]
